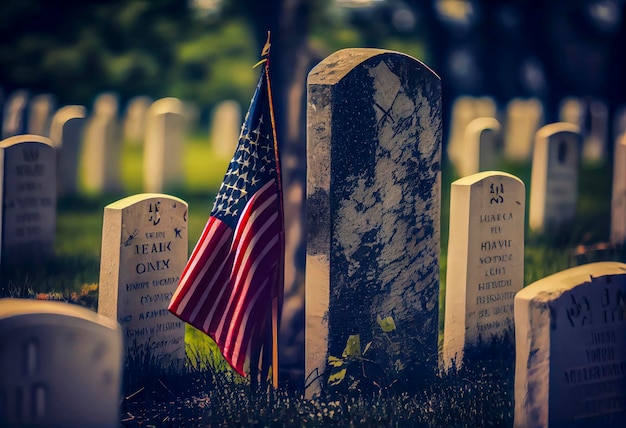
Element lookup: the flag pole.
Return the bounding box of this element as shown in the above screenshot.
[260,31,284,390]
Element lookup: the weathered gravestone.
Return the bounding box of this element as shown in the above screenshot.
[458,117,502,178]
[49,105,86,197]
[447,95,497,170]
[81,93,121,194]
[98,193,187,371]
[442,171,524,369]
[27,94,55,137]
[503,97,544,161]
[123,95,151,145]
[611,134,626,244]
[143,97,185,193]
[529,122,581,235]
[0,135,56,266]
[305,48,441,396]
[0,298,122,428]
[210,100,242,158]
[2,90,29,139]
[514,262,626,428]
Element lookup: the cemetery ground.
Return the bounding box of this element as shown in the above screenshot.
[0,133,621,427]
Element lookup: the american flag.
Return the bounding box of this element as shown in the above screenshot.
[168,55,284,377]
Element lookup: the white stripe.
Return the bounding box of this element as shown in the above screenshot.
[173,223,231,313]
[214,219,278,341]
[228,277,269,367]
[223,233,279,347]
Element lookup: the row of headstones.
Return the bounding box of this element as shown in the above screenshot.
[448,95,623,177]
[0,192,187,427]
[1,49,625,427]
[457,113,626,244]
[0,89,243,196]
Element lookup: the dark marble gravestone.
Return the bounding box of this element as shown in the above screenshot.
[305,48,441,396]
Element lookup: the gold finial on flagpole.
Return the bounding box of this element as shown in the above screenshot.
[253,31,271,68]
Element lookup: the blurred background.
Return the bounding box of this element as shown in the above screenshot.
[2,0,625,155]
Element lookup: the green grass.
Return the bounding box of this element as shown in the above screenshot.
[0,137,623,427]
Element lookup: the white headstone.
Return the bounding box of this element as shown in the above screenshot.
[447,96,497,169]
[80,103,121,194]
[210,100,242,158]
[611,134,626,244]
[0,135,56,266]
[2,90,29,139]
[0,298,122,428]
[49,105,86,197]
[443,171,525,368]
[514,262,626,428]
[559,96,584,126]
[98,193,188,371]
[459,117,502,178]
[123,96,151,145]
[529,122,581,234]
[503,98,544,161]
[143,97,185,193]
[27,94,55,137]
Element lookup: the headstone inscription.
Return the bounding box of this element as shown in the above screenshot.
[514,262,626,428]
[0,135,56,266]
[123,95,151,145]
[442,171,524,368]
[143,97,185,193]
[2,90,29,139]
[81,93,121,194]
[459,117,502,178]
[0,298,122,428]
[210,100,242,158]
[611,134,626,244]
[503,97,544,161]
[98,193,187,370]
[49,105,86,196]
[529,122,581,235]
[27,94,55,137]
[306,48,441,396]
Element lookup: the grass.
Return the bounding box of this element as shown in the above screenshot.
[0,133,623,427]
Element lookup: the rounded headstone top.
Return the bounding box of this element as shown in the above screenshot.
[0,134,55,149]
[453,170,523,187]
[308,48,440,85]
[104,193,187,210]
[0,298,119,331]
[149,97,184,115]
[536,122,580,139]
[516,261,626,303]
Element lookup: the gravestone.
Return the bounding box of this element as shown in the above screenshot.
[0,298,122,428]
[514,262,626,428]
[529,122,581,235]
[306,48,441,396]
[27,94,55,137]
[210,100,242,158]
[503,97,544,161]
[583,98,609,164]
[143,97,185,193]
[458,117,502,178]
[80,96,121,194]
[2,90,29,138]
[442,171,524,368]
[611,134,626,244]
[0,135,56,266]
[613,105,626,140]
[98,193,187,371]
[447,95,497,170]
[49,105,86,196]
[123,95,151,145]
[559,96,584,126]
